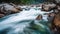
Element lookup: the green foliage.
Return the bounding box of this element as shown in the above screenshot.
[0,0,47,4]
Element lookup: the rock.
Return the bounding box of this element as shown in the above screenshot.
[4,3,22,13]
[9,3,22,11]
[55,0,60,3]
[36,5,40,7]
[53,9,59,14]
[36,15,42,20]
[52,12,60,34]
[0,14,5,18]
[47,13,55,22]
[0,3,22,18]
[15,6,22,11]
[57,6,60,10]
[41,4,56,11]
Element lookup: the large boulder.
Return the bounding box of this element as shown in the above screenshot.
[0,3,22,18]
[41,4,56,11]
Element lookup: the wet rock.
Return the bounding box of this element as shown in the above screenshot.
[55,0,60,4]
[31,5,34,7]
[47,13,55,22]
[54,15,60,26]
[36,5,40,7]
[15,6,22,11]
[53,9,59,14]
[36,15,42,20]
[0,14,5,18]
[57,6,60,10]
[4,3,22,13]
[0,3,22,18]
[52,11,60,34]
[41,4,56,11]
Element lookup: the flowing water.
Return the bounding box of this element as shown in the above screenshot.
[0,6,53,34]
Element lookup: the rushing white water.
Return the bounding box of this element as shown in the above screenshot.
[0,6,53,34]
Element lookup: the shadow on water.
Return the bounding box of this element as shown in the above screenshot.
[0,27,11,34]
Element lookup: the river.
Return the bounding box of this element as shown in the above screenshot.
[0,6,53,34]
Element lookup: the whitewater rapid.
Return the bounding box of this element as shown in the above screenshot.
[0,6,53,34]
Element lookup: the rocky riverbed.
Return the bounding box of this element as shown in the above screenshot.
[0,3,60,34]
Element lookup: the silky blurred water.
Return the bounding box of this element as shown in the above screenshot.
[0,6,53,34]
